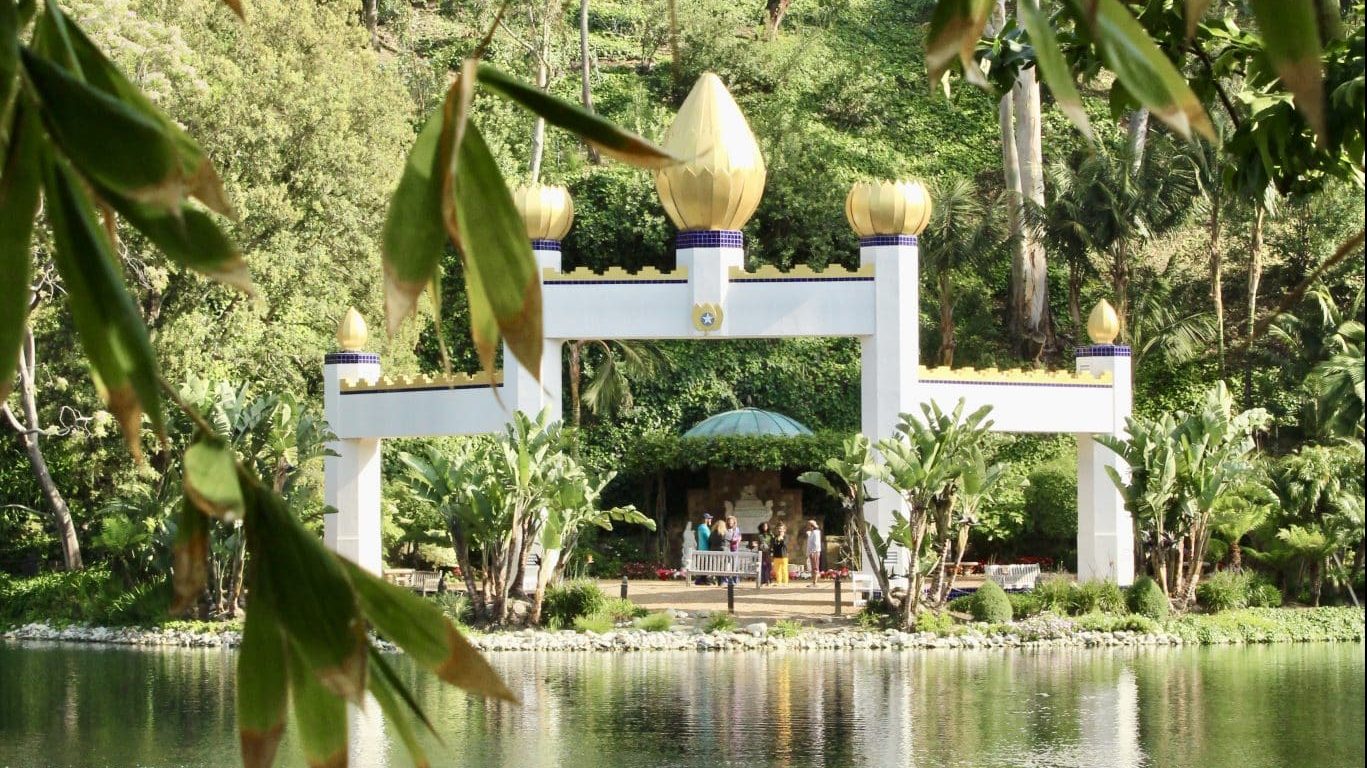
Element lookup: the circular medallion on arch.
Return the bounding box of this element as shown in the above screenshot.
[683,407,814,438]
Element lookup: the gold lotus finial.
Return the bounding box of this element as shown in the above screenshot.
[845,179,933,237]
[511,184,574,241]
[337,307,368,351]
[1088,299,1120,344]
[655,73,766,231]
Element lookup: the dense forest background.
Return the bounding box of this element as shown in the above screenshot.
[1,0,1362,580]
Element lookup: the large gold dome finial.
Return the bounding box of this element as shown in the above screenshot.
[337,307,368,351]
[1088,299,1121,345]
[845,179,933,237]
[655,73,767,231]
[511,184,575,241]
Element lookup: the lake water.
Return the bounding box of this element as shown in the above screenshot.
[0,641,1362,768]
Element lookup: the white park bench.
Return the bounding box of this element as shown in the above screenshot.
[984,563,1042,591]
[850,548,910,607]
[686,550,763,588]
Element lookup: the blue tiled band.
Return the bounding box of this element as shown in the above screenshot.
[531,239,562,251]
[859,235,918,248]
[1075,345,1132,357]
[324,352,380,365]
[676,230,744,249]
[920,378,1110,389]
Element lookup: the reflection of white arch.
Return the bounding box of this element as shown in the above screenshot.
[322,77,1133,586]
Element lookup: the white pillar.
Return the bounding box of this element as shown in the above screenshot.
[502,239,565,422]
[676,230,744,334]
[1075,343,1135,585]
[858,235,920,538]
[323,350,384,575]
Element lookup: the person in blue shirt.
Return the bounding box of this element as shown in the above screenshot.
[694,513,713,584]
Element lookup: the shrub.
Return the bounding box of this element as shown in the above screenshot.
[770,619,803,638]
[1248,579,1284,608]
[0,567,118,623]
[914,610,957,634]
[1071,580,1125,615]
[1126,576,1170,620]
[1007,592,1043,619]
[432,592,472,625]
[1025,461,1078,542]
[602,597,646,622]
[1196,571,1250,612]
[855,597,896,630]
[703,612,738,633]
[971,581,1013,623]
[572,611,615,634]
[1074,613,1158,634]
[947,594,976,613]
[542,580,607,626]
[1032,575,1074,614]
[634,611,674,632]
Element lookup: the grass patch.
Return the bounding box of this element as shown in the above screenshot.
[602,597,647,622]
[633,611,673,632]
[703,612,737,633]
[572,611,615,634]
[770,619,804,638]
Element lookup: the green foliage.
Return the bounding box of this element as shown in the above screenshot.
[0,566,167,625]
[1006,591,1043,619]
[970,580,1013,624]
[1196,570,1253,612]
[431,592,472,626]
[1073,613,1159,634]
[703,612,737,633]
[855,597,898,631]
[572,611,616,634]
[1164,608,1365,645]
[1126,576,1170,620]
[633,611,673,632]
[1032,576,1075,615]
[1070,580,1126,616]
[601,597,646,622]
[1248,580,1285,609]
[914,609,959,634]
[541,579,608,627]
[770,619,804,638]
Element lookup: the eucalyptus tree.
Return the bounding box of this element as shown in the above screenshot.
[922,177,1009,366]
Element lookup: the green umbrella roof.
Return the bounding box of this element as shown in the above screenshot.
[683,407,814,438]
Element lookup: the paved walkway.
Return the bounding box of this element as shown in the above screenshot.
[601,575,989,623]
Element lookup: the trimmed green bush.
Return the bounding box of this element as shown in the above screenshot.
[572,611,615,634]
[1248,579,1284,608]
[1196,571,1250,612]
[1071,580,1126,615]
[1126,576,1170,620]
[971,581,1013,623]
[704,612,738,633]
[542,579,607,626]
[634,612,674,632]
[947,594,976,613]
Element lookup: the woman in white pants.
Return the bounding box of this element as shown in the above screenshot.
[804,520,822,586]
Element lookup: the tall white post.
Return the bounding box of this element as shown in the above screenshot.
[859,235,920,537]
[323,345,384,575]
[504,238,565,422]
[1075,341,1135,585]
[677,230,744,334]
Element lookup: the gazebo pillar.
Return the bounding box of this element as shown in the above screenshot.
[322,308,384,575]
[1075,300,1135,585]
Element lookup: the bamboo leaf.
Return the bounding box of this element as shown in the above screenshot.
[103,190,251,294]
[380,108,446,337]
[20,47,183,210]
[183,437,246,523]
[367,648,432,768]
[1074,0,1215,141]
[41,152,164,454]
[170,501,208,615]
[247,479,367,703]
[926,0,994,89]
[286,640,348,768]
[341,558,516,703]
[1249,0,1326,144]
[238,604,288,768]
[1021,0,1093,141]
[0,0,22,159]
[61,15,234,217]
[476,63,676,169]
[452,121,542,379]
[0,106,40,402]
[1184,0,1212,40]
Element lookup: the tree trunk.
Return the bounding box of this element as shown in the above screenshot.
[765,0,792,37]
[529,59,549,184]
[938,271,956,366]
[991,1,1025,344]
[667,0,680,89]
[568,341,583,428]
[1013,0,1051,358]
[3,328,82,570]
[1068,259,1083,331]
[362,0,378,48]
[578,0,602,164]
[1126,109,1150,172]
[1209,198,1225,376]
[1243,207,1265,409]
[1230,539,1242,572]
[1112,242,1130,340]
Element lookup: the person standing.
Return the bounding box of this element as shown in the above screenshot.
[756,522,774,586]
[804,520,823,586]
[723,515,742,585]
[772,523,789,585]
[694,513,713,585]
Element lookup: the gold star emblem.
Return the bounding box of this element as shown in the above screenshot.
[692,302,723,333]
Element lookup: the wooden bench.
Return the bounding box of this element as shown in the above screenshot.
[685,550,763,588]
[984,563,1041,591]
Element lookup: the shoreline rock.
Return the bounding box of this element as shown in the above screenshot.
[2,616,1361,654]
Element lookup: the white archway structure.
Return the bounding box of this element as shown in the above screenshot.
[323,74,1134,585]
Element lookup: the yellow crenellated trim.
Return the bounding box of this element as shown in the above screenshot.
[728,264,875,280]
[542,266,689,282]
[341,371,504,393]
[918,365,1112,386]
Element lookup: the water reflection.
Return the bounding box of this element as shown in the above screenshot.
[0,642,1361,767]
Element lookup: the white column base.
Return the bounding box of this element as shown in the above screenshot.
[1076,433,1135,585]
[324,437,383,575]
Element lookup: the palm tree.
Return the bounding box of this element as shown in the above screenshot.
[1210,480,1276,572]
[566,339,667,429]
[923,178,1009,366]
[1127,275,1219,371]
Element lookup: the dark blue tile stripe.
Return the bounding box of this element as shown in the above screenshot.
[859,235,918,247]
[731,276,874,283]
[341,383,503,395]
[920,378,1110,389]
[1075,345,1132,357]
[531,239,562,251]
[677,230,744,249]
[545,279,688,285]
[324,352,380,364]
